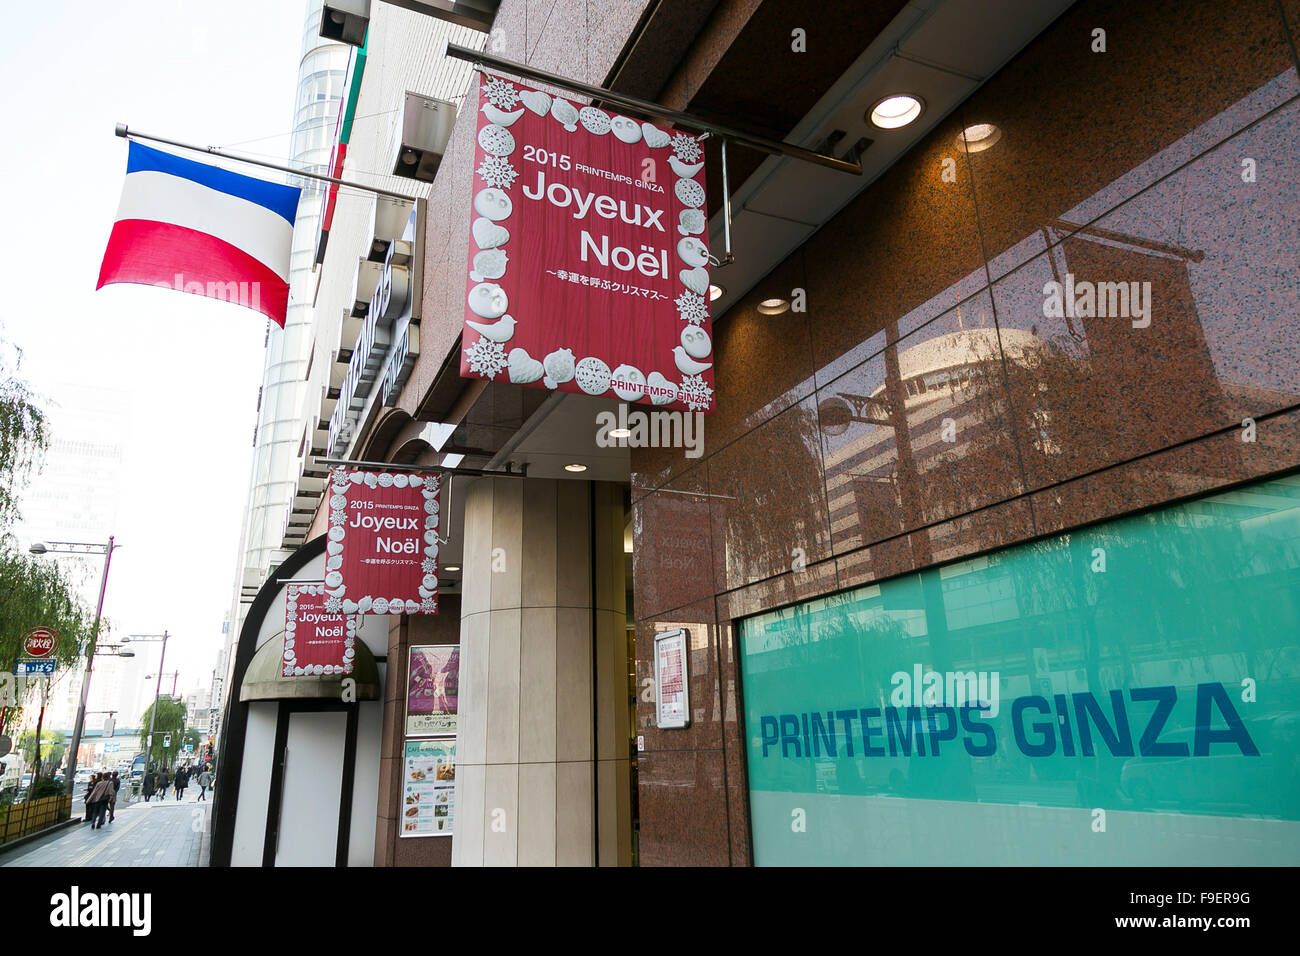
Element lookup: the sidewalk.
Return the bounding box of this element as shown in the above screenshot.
[0,792,210,867]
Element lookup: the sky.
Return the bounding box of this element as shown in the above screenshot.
[0,2,309,697]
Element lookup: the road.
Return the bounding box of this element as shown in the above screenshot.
[0,791,210,867]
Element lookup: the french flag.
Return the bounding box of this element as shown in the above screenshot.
[97,142,301,326]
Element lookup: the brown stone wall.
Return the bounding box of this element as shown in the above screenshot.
[630,0,1300,865]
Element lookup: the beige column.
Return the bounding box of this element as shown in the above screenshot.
[452,477,630,867]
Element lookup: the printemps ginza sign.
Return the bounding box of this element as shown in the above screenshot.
[328,211,420,457]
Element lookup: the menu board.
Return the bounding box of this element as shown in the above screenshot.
[401,739,455,838]
[406,645,459,736]
[655,628,690,728]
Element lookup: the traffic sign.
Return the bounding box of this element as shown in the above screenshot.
[15,660,56,676]
[162,734,171,748]
[103,742,120,753]
[21,627,59,659]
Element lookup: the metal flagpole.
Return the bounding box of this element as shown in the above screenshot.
[113,124,420,202]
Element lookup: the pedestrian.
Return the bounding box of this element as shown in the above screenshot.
[108,771,121,823]
[197,765,212,801]
[157,767,169,796]
[88,774,115,829]
[84,773,101,822]
[143,769,156,802]
[175,766,189,801]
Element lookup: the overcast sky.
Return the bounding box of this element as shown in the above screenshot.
[0,2,309,694]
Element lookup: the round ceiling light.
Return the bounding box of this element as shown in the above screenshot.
[869,94,924,129]
[443,565,461,573]
[564,463,588,473]
[757,298,790,315]
[708,284,725,302]
[609,428,632,439]
[957,123,1002,153]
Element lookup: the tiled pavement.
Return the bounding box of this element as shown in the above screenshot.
[1,793,210,867]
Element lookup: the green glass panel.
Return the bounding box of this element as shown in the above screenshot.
[740,475,1300,865]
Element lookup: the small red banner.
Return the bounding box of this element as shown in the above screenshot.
[282,584,355,677]
[460,73,715,412]
[328,468,440,616]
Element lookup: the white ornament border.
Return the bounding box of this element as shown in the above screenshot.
[328,467,442,618]
[466,74,715,412]
[282,582,356,677]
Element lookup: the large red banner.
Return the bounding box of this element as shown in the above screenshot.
[460,73,715,412]
[328,468,441,616]
[282,583,355,677]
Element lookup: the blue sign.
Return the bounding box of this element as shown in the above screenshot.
[15,660,56,676]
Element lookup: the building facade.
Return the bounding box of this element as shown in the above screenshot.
[215,0,1300,866]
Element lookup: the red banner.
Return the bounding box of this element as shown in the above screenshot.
[328,468,441,616]
[282,584,355,677]
[460,73,715,412]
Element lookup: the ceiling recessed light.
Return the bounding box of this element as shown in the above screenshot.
[956,123,1002,153]
[757,298,790,315]
[708,284,725,301]
[869,94,923,129]
[609,428,632,439]
[564,463,588,472]
[443,565,460,572]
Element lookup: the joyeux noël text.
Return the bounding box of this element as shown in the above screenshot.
[349,511,422,557]
[522,170,670,279]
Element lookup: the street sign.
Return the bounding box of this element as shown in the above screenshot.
[21,627,59,659]
[103,742,120,753]
[162,734,171,748]
[15,660,56,676]
[184,743,193,752]
[103,716,115,738]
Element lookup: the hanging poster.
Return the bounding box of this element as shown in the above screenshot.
[655,628,690,728]
[406,645,460,735]
[460,73,716,413]
[282,582,356,677]
[328,467,441,615]
[401,738,456,837]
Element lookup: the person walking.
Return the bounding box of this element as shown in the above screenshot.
[157,767,169,798]
[83,773,101,823]
[108,771,121,823]
[175,766,189,801]
[88,774,115,829]
[197,765,212,801]
[143,769,156,802]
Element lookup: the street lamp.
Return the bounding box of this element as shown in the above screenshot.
[127,633,170,774]
[27,536,118,797]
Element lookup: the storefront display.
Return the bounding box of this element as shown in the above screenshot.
[740,476,1300,865]
[401,739,456,837]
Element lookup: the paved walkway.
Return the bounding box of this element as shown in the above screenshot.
[1,792,210,867]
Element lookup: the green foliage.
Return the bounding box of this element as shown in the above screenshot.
[139,698,188,768]
[18,728,63,769]
[0,331,47,527]
[0,324,96,737]
[32,776,65,798]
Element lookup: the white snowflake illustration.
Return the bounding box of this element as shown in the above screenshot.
[483,77,519,110]
[330,508,346,526]
[671,133,702,164]
[324,596,342,615]
[675,290,708,326]
[421,598,438,613]
[421,558,438,574]
[679,374,714,411]
[477,155,518,190]
[465,335,508,379]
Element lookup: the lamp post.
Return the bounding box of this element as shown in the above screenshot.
[28,537,119,797]
[127,633,170,773]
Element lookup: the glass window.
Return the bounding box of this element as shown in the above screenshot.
[740,474,1300,865]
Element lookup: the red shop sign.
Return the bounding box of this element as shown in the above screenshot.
[22,627,59,659]
[460,73,716,413]
[282,584,355,677]
[327,468,441,616]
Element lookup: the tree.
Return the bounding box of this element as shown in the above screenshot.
[0,331,47,528]
[138,698,187,769]
[18,728,63,774]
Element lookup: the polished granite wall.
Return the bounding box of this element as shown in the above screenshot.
[630,0,1300,865]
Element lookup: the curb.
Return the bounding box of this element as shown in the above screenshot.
[0,817,82,858]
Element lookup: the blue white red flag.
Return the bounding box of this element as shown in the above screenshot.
[97,142,301,326]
